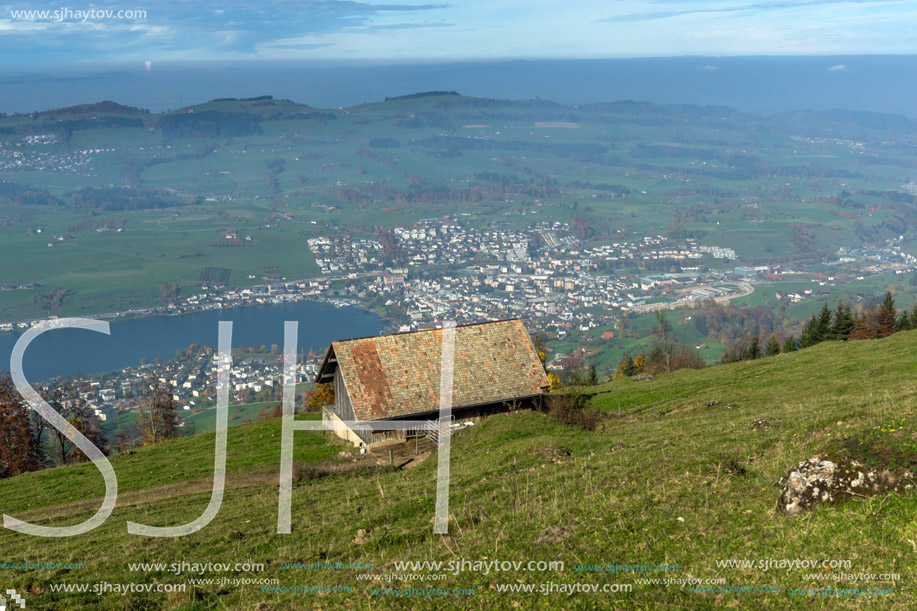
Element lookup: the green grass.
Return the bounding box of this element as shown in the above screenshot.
[3,94,917,325]
[0,206,322,321]
[184,401,284,431]
[4,416,341,510]
[2,332,917,608]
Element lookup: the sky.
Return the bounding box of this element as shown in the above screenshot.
[2,0,917,67]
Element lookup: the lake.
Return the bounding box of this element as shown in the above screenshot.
[0,301,385,383]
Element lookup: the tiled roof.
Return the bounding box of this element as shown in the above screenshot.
[318,319,549,421]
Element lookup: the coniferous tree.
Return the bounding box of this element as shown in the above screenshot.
[900,309,912,331]
[830,302,854,340]
[587,364,599,386]
[782,334,798,353]
[799,317,819,348]
[815,303,833,340]
[876,292,898,338]
[849,307,877,340]
[618,354,637,377]
[625,356,637,377]
[765,336,781,357]
[745,335,762,360]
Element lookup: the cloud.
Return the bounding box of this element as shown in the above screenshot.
[145,60,152,72]
[596,10,693,23]
[258,40,335,51]
[700,64,718,70]
[828,63,847,71]
[359,21,454,31]
[596,0,913,24]
[6,0,917,64]
[2,0,452,60]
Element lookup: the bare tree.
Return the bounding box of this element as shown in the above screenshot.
[138,381,178,445]
[111,429,137,454]
[0,373,39,478]
[29,403,51,466]
[47,381,78,465]
[43,380,107,465]
[645,312,706,374]
[650,311,675,374]
[67,404,108,463]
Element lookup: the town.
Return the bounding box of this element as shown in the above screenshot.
[13,218,917,444]
[31,342,319,442]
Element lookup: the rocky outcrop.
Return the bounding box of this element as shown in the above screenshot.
[777,456,914,516]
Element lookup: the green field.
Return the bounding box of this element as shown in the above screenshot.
[3,95,917,325]
[1,332,917,608]
[184,401,282,432]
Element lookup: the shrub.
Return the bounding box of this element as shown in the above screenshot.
[292,461,321,482]
[546,391,601,431]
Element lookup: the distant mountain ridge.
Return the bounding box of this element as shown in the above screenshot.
[5,57,917,117]
[3,92,916,139]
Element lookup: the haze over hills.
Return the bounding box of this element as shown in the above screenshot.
[3,89,917,383]
[4,56,917,117]
[8,93,917,134]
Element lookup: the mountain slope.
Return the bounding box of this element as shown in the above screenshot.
[2,333,917,609]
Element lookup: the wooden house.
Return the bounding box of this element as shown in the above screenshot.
[316,319,549,446]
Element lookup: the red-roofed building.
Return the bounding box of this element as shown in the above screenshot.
[316,319,549,446]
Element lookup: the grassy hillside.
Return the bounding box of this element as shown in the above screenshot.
[2,333,917,609]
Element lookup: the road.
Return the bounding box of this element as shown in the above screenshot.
[629,283,753,314]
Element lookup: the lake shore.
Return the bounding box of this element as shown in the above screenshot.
[0,298,386,382]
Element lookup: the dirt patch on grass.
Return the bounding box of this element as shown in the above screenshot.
[13,443,437,524]
[534,446,572,462]
[830,425,917,471]
[707,453,750,477]
[365,438,436,470]
[534,525,575,545]
[13,469,281,523]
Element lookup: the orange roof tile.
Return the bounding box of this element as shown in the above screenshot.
[318,319,549,421]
